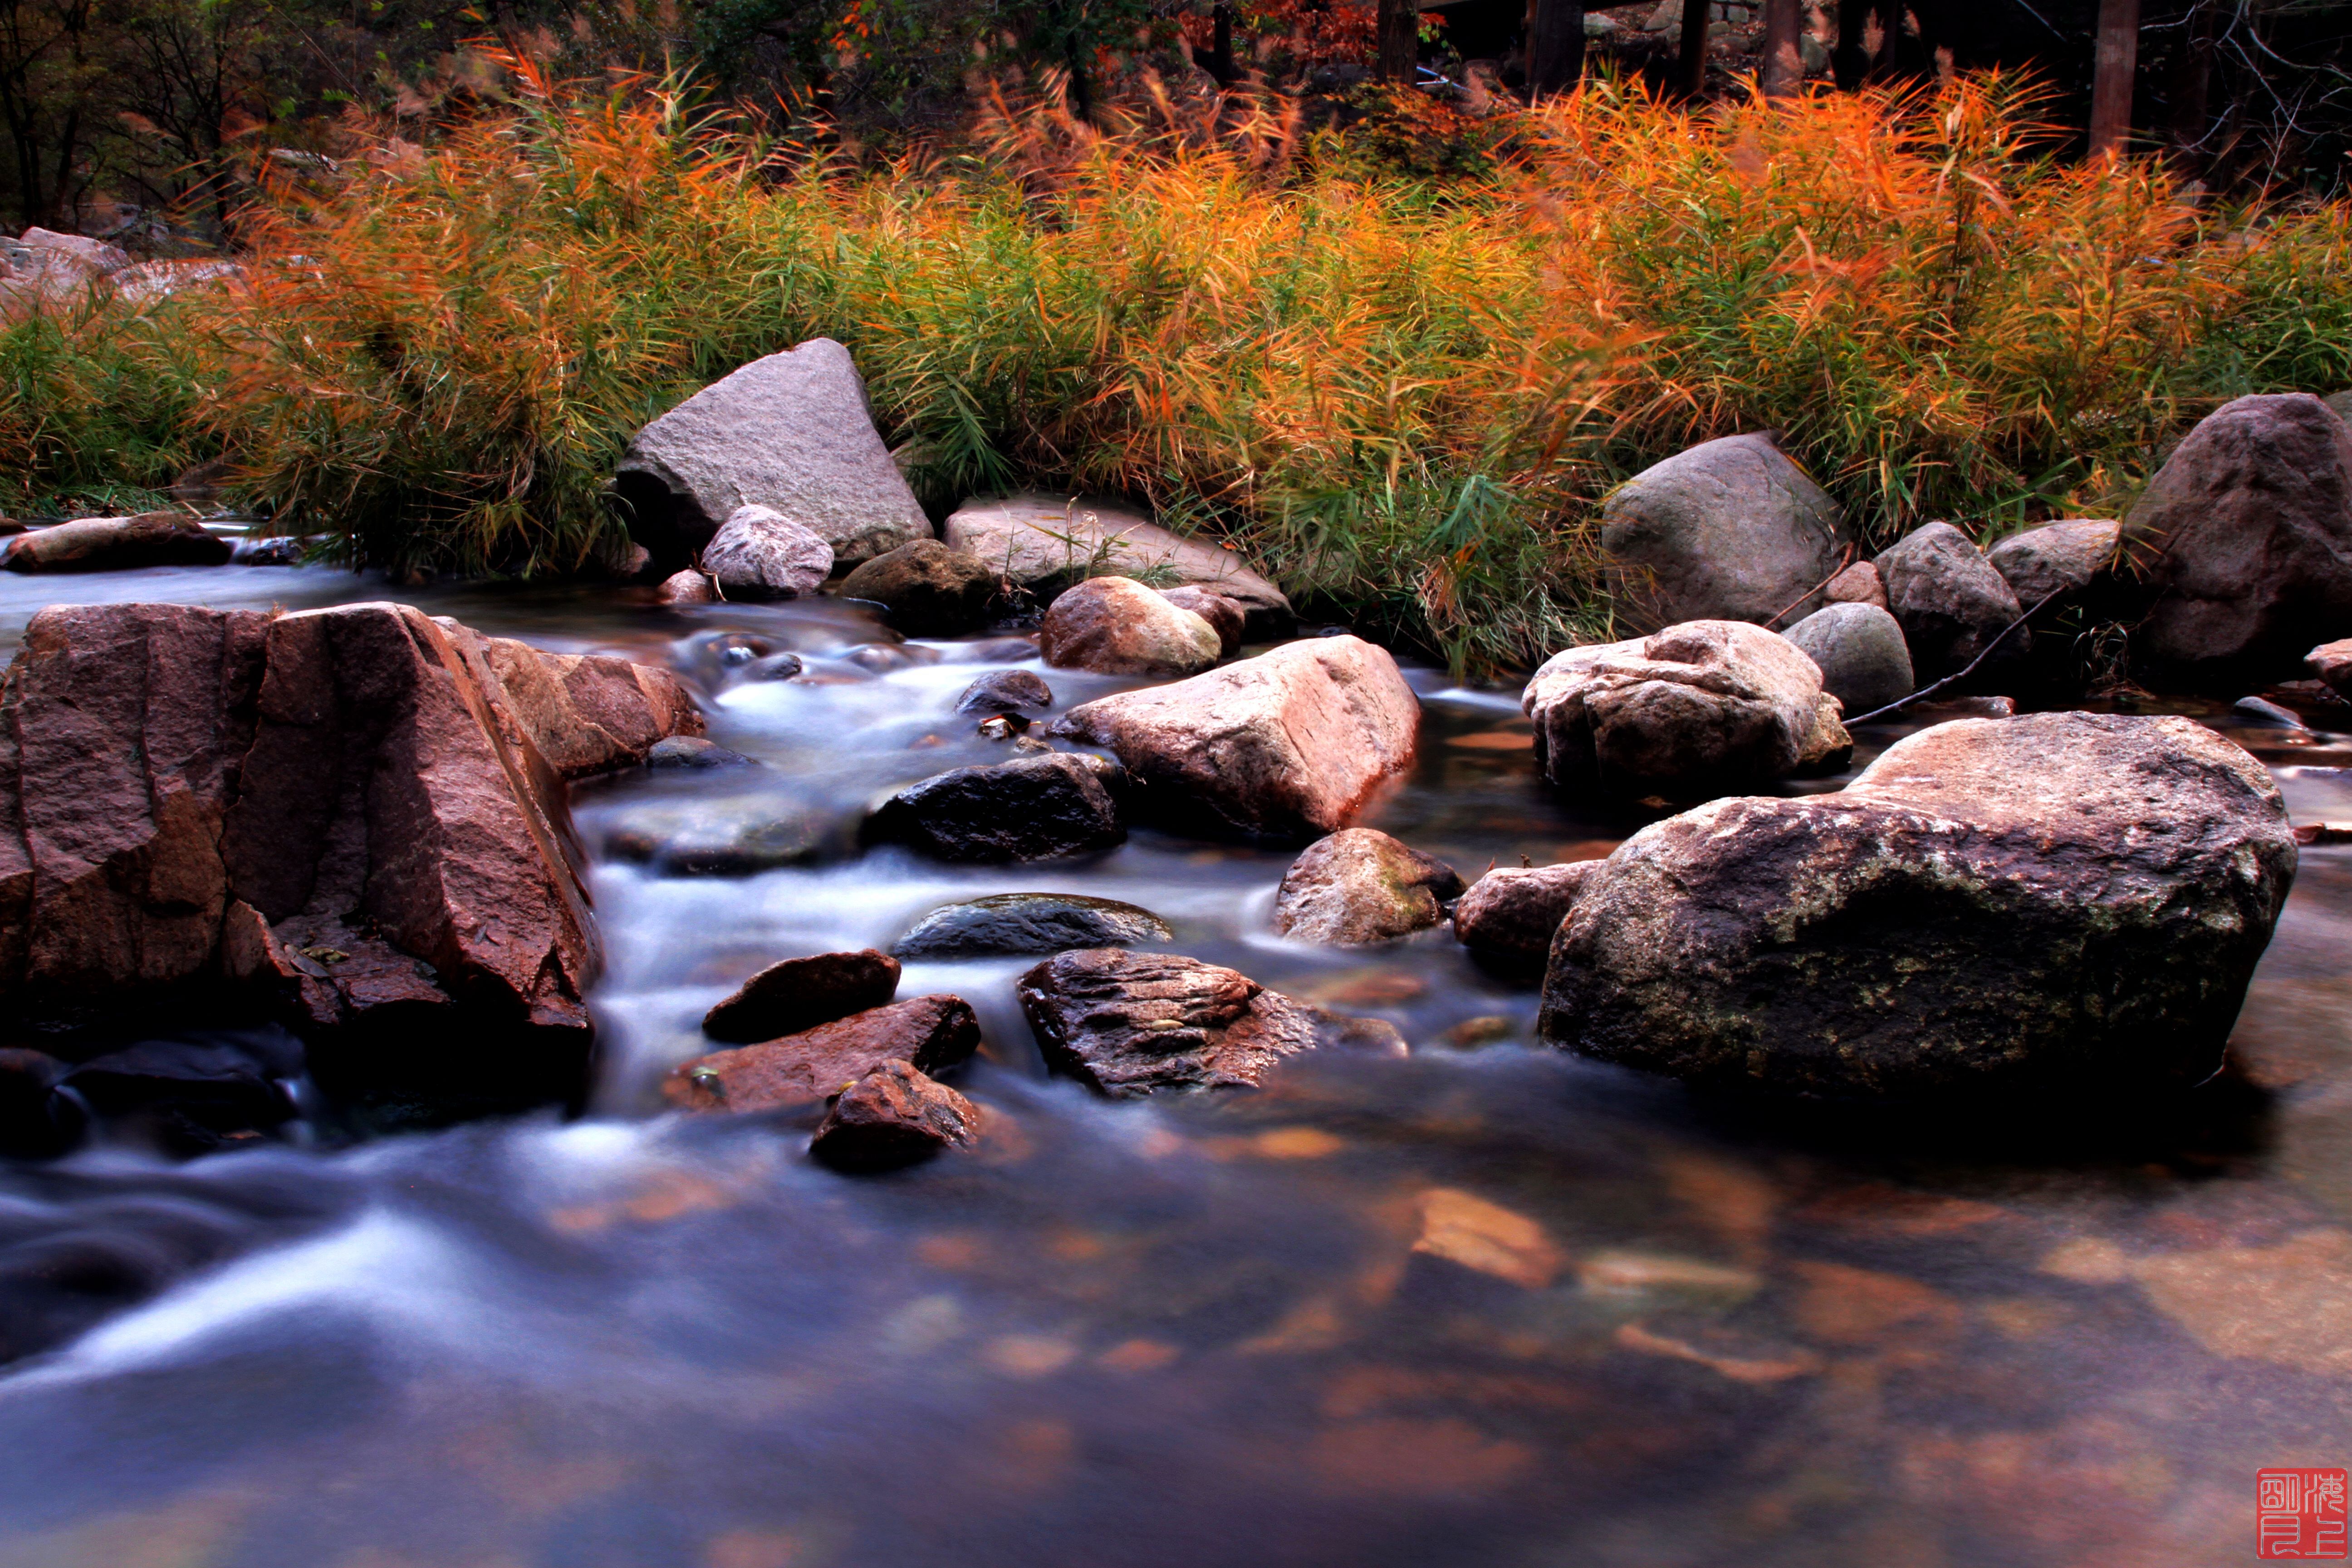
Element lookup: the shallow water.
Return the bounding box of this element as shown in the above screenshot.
[2,564,2350,1568]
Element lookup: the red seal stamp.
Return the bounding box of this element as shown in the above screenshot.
[2258,1470,2349,1559]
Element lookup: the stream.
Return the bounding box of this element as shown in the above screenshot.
[0,564,2347,1567]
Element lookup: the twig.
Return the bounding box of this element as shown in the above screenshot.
[1843,583,2068,726]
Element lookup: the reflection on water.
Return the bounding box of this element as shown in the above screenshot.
[1,564,2351,1567]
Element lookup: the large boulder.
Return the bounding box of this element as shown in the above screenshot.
[1015,948,1404,1097]
[838,540,997,636]
[1051,636,1419,841]
[666,995,980,1113]
[699,504,834,600]
[1451,861,1597,969]
[867,752,1126,862]
[1539,712,2296,1100]
[0,602,698,1047]
[1874,522,2024,683]
[2129,394,2352,690]
[1039,576,1221,678]
[1522,620,1850,799]
[1599,434,1851,630]
[1271,828,1462,946]
[3,513,232,573]
[892,893,1171,959]
[942,494,1292,638]
[15,227,132,277]
[1781,602,1914,715]
[612,339,931,572]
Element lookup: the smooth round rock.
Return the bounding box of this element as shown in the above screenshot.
[701,504,834,600]
[839,540,997,636]
[892,892,1173,959]
[1782,602,1915,716]
[956,669,1054,715]
[1039,576,1221,678]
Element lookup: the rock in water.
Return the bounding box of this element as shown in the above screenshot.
[2309,638,2352,697]
[476,636,704,777]
[1052,636,1419,841]
[955,670,1053,715]
[1016,948,1404,1097]
[666,995,980,1112]
[2131,394,2352,690]
[892,893,1171,959]
[1452,862,1598,968]
[810,1059,982,1172]
[656,569,715,605]
[703,949,902,1042]
[1782,603,1914,715]
[1522,620,1850,799]
[603,801,818,876]
[1539,712,2296,1100]
[1874,522,2025,683]
[1272,829,1463,946]
[867,752,1126,862]
[2,513,233,573]
[700,504,834,600]
[612,338,931,571]
[1039,576,1223,678]
[1158,586,1245,657]
[942,493,1293,638]
[1600,433,1850,629]
[838,540,998,636]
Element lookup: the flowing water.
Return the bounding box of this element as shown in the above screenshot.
[0,565,2348,1568]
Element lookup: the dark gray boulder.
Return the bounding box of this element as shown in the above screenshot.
[1874,522,2025,684]
[839,540,998,636]
[1986,519,2123,608]
[955,670,1053,715]
[893,893,1171,959]
[1599,434,1851,629]
[2130,393,2352,690]
[1782,602,1914,715]
[703,948,902,1042]
[1539,712,2296,1101]
[867,752,1126,862]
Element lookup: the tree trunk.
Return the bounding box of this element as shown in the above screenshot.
[1524,0,1584,97]
[1208,1,1234,86]
[1762,0,1802,97]
[1832,0,1870,88]
[2088,0,2140,159]
[1677,0,1709,98]
[1377,0,1419,83]
[2166,0,2215,167]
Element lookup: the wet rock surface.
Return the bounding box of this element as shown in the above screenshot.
[809,1058,981,1172]
[1452,861,1599,968]
[892,893,1171,959]
[955,669,1053,715]
[838,540,998,636]
[702,949,902,1043]
[2310,637,2352,696]
[1039,575,1222,678]
[647,736,756,769]
[1017,947,1406,1097]
[1874,522,2024,683]
[477,637,704,779]
[867,752,1127,862]
[942,493,1293,637]
[2,513,232,573]
[1053,636,1419,841]
[604,801,818,876]
[1272,829,1463,946]
[666,995,981,1112]
[1600,433,1850,629]
[1523,620,1850,799]
[1541,712,2298,1099]
[1782,602,1914,715]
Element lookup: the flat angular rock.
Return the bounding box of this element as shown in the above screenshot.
[475,636,704,779]
[1452,861,1598,967]
[1600,434,1851,629]
[1040,575,1222,678]
[943,494,1292,637]
[1272,828,1463,946]
[1523,620,1849,799]
[1052,636,1418,841]
[700,504,834,600]
[892,893,1171,959]
[1539,712,2296,1100]
[3,513,232,573]
[16,227,132,276]
[839,540,998,636]
[613,338,931,571]
[811,1058,982,1171]
[703,948,902,1042]
[1016,948,1404,1098]
[2131,394,2352,689]
[1782,602,1914,715]
[867,752,1125,862]
[666,995,981,1112]
[1875,522,2024,683]
[955,670,1053,715]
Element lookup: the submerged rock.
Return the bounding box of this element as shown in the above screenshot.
[1271,829,1463,946]
[1874,522,2024,683]
[2,512,232,573]
[942,493,1293,638]
[1522,620,1849,799]
[612,338,931,571]
[1539,712,2296,1100]
[477,637,704,779]
[0,1048,68,1157]
[1052,636,1419,841]
[647,736,756,769]
[702,948,902,1043]
[867,752,1126,862]
[892,893,1171,959]
[1600,433,1850,629]
[1016,947,1405,1097]
[1782,603,1914,715]
[666,995,981,1113]
[2130,394,2352,689]
[810,1058,982,1171]
[1039,575,1222,678]
[1451,861,1598,968]
[838,540,998,636]
[604,802,819,876]
[955,669,1054,715]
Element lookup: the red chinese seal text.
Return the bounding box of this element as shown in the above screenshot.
[2258,1469,2349,1559]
